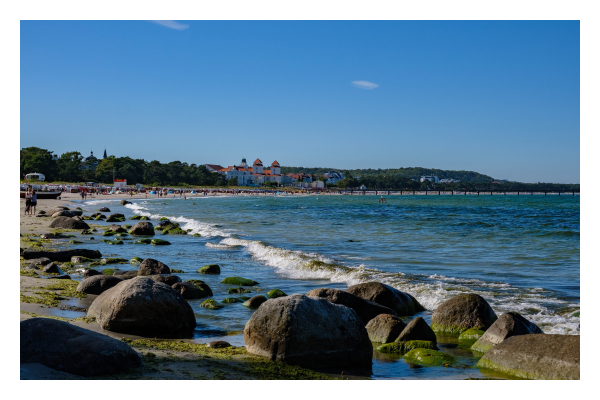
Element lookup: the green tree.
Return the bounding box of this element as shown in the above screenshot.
[227,177,238,186]
[55,151,83,182]
[20,147,57,181]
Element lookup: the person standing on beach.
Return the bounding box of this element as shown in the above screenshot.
[24,188,32,215]
[31,190,38,215]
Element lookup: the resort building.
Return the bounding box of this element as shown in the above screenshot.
[79,148,108,171]
[420,175,439,183]
[439,178,459,183]
[214,158,292,186]
[322,170,345,184]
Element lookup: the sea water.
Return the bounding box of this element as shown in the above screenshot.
[78,194,580,379]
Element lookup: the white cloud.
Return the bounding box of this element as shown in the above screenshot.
[352,81,379,90]
[151,20,190,31]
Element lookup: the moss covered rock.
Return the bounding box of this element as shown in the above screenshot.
[170,269,185,273]
[471,312,543,354]
[71,256,94,264]
[186,280,213,297]
[140,216,150,221]
[377,340,438,354]
[192,233,201,237]
[221,276,259,286]
[431,294,497,335]
[404,348,455,367]
[266,289,287,299]
[200,299,223,309]
[186,279,205,285]
[151,239,171,245]
[172,282,209,299]
[459,329,486,341]
[102,231,115,236]
[129,215,142,220]
[159,217,169,221]
[163,226,187,235]
[228,287,251,294]
[222,297,243,303]
[68,240,83,244]
[102,258,127,264]
[197,264,220,274]
[134,239,152,244]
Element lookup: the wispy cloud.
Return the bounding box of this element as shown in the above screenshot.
[151,20,190,31]
[352,81,379,90]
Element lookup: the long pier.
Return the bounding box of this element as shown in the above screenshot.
[343,190,580,196]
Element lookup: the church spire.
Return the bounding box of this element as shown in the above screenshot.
[103,147,107,159]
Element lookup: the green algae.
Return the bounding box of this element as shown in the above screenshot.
[41,279,87,298]
[470,340,494,354]
[68,240,83,244]
[129,215,142,220]
[431,323,480,335]
[103,268,118,275]
[163,227,187,235]
[186,279,205,285]
[134,238,152,244]
[404,348,456,367]
[200,299,223,309]
[459,329,486,341]
[102,231,115,236]
[130,257,144,264]
[221,276,259,286]
[266,289,287,299]
[192,233,201,237]
[237,296,251,301]
[159,217,169,221]
[476,358,540,380]
[377,340,438,354]
[20,269,38,277]
[151,239,171,245]
[198,264,220,274]
[21,292,61,307]
[102,257,128,264]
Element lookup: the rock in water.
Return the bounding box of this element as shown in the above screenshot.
[395,317,437,343]
[76,275,123,295]
[221,276,259,286]
[42,263,61,274]
[87,277,196,337]
[49,216,90,230]
[97,207,110,212]
[129,222,155,236]
[121,200,131,205]
[20,318,142,377]
[83,269,101,279]
[365,314,407,343]
[266,289,287,299]
[306,287,397,325]
[148,274,182,286]
[242,295,267,309]
[471,312,543,353]
[197,264,220,274]
[138,258,170,275]
[106,213,125,222]
[113,270,139,280]
[108,224,127,233]
[346,282,424,316]
[431,294,497,335]
[476,334,579,380]
[244,294,372,368]
[171,282,208,299]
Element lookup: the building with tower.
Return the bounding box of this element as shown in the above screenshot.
[212,158,291,186]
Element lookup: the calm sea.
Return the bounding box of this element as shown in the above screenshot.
[79,194,580,379]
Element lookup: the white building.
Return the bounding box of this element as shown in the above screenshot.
[215,158,292,186]
[420,175,439,183]
[439,178,459,183]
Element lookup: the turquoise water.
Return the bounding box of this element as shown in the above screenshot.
[76,194,579,379]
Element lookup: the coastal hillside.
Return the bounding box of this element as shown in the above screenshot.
[281,167,494,183]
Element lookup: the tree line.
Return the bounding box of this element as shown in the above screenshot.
[20,147,226,186]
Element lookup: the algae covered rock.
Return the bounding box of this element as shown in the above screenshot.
[87,276,196,336]
[404,348,455,367]
[307,287,397,325]
[266,289,287,299]
[476,334,579,380]
[20,318,142,377]
[346,282,424,316]
[365,314,406,343]
[471,312,543,353]
[148,274,182,286]
[395,316,437,343]
[244,294,372,368]
[76,275,123,295]
[101,257,127,265]
[221,276,259,286]
[128,222,155,236]
[243,295,268,309]
[138,258,170,276]
[68,240,83,244]
[134,238,152,244]
[186,280,213,297]
[201,299,223,309]
[208,340,231,349]
[108,224,127,233]
[197,264,221,274]
[459,329,486,341]
[71,256,93,264]
[106,213,126,222]
[377,340,438,354]
[431,294,497,335]
[130,257,143,264]
[228,287,251,294]
[97,207,110,212]
[222,297,243,303]
[151,239,171,245]
[192,233,201,237]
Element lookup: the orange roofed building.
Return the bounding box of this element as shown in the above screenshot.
[211,158,292,186]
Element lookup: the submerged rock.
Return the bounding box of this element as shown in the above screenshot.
[431,294,497,335]
[471,312,543,353]
[458,329,486,341]
[377,340,438,354]
[88,277,196,336]
[200,299,223,309]
[221,276,259,286]
[307,287,397,325]
[404,348,455,367]
[172,282,208,299]
[20,318,142,377]
[266,289,287,299]
[242,295,268,309]
[365,314,406,343]
[197,264,221,274]
[346,282,425,316]
[49,216,90,230]
[476,334,579,380]
[244,294,372,368]
[151,239,171,245]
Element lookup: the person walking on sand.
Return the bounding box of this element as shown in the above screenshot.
[31,190,38,215]
[25,188,32,215]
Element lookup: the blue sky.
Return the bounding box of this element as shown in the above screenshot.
[20,20,580,183]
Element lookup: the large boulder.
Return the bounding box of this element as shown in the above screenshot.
[471,312,544,353]
[148,274,182,286]
[243,295,268,309]
[42,263,62,274]
[87,277,196,337]
[97,207,110,212]
[138,258,170,275]
[365,314,406,343]
[244,294,372,368]
[108,224,127,233]
[22,249,102,262]
[51,210,83,218]
[346,282,425,316]
[105,213,125,222]
[76,275,123,295]
[476,334,579,380]
[306,287,397,324]
[197,264,220,274]
[395,316,437,343]
[20,318,142,377]
[171,282,208,299]
[49,216,90,230]
[431,294,498,334]
[129,222,155,236]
